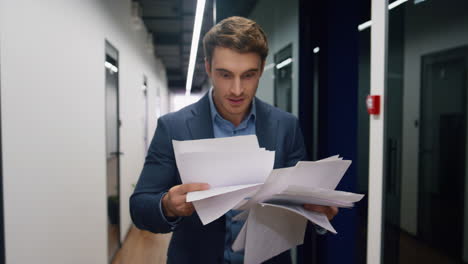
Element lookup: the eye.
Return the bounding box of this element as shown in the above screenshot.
[243,72,256,79]
[218,72,232,79]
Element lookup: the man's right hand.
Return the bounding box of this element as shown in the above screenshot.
[162,183,210,217]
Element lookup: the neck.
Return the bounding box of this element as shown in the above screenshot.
[212,96,250,127]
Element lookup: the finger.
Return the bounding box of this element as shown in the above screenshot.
[185,202,195,213]
[173,194,187,205]
[303,204,328,214]
[323,206,338,220]
[179,202,195,216]
[330,207,339,218]
[178,183,210,194]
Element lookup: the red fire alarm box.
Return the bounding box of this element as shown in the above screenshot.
[366,95,380,115]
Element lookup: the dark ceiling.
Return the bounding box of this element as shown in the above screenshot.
[136,0,258,93]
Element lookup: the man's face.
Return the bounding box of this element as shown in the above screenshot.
[205,47,264,123]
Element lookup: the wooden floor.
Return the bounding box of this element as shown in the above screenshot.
[399,231,460,264]
[112,226,172,264]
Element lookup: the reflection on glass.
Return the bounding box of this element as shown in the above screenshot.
[274,44,293,113]
[105,42,121,262]
[384,0,468,263]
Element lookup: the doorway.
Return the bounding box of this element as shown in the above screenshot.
[105,41,121,262]
[418,46,467,261]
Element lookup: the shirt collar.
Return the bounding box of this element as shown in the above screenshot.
[208,87,256,125]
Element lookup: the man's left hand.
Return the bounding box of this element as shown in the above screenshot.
[303,204,339,221]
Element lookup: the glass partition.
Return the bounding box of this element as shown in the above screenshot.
[383,0,468,263]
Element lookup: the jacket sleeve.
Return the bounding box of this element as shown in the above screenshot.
[285,117,308,167]
[130,117,180,234]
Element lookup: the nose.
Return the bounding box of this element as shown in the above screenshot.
[230,77,243,97]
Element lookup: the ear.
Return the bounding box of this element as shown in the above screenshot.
[204,58,211,77]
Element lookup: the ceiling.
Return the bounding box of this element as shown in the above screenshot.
[136,0,258,93]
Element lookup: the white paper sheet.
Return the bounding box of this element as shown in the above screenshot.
[242,205,307,264]
[292,160,352,190]
[260,202,337,234]
[237,160,354,211]
[192,184,261,225]
[177,150,275,187]
[282,185,365,202]
[187,183,264,202]
[316,155,342,162]
[171,136,365,264]
[236,167,294,210]
[265,185,365,208]
[172,135,259,156]
[232,217,248,252]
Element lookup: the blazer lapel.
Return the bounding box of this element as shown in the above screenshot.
[186,95,276,148]
[255,98,278,151]
[186,93,215,140]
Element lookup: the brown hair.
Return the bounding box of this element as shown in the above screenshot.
[203,16,268,65]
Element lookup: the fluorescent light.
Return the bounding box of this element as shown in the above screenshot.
[313,47,320,53]
[357,0,408,31]
[185,0,206,96]
[104,61,118,73]
[264,63,275,71]
[358,20,372,31]
[276,58,292,69]
[389,0,408,10]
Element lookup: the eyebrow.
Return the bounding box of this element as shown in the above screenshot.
[215,68,259,74]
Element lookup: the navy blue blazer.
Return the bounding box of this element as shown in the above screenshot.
[130,93,307,263]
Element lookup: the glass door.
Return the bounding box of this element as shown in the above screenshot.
[418,46,467,261]
[381,0,468,263]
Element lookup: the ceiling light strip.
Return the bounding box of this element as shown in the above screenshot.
[358,0,408,31]
[276,58,293,70]
[388,0,408,10]
[185,0,207,96]
[104,61,118,73]
[358,20,373,31]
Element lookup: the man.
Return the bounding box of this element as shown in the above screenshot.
[130,16,338,264]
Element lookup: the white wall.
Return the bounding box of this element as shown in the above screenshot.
[249,0,299,117]
[0,0,169,263]
[398,0,468,260]
[169,93,204,113]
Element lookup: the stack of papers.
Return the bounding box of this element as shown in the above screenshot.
[173,135,274,224]
[172,135,364,264]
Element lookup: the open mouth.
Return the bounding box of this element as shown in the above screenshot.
[227,98,245,105]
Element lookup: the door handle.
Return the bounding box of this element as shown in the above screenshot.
[110,151,124,156]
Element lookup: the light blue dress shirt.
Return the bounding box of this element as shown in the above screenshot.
[208,89,256,264]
